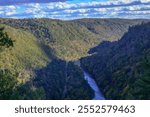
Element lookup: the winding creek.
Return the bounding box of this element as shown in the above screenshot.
[74,61,105,100]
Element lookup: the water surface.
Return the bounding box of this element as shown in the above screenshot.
[83,71,105,100]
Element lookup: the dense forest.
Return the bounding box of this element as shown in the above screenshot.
[0,26,94,100]
[81,22,150,99]
[0,18,150,100]
[0,18,147,60]
[0,27,16,99]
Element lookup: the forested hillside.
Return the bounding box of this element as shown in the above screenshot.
[0,18,149,100]
[81,22,150,99]
[0,18,146,60]
[0,27,16,99]
[0,24,49,82]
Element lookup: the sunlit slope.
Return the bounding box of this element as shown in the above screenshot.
[39,20,100,60]
[1,18,147,61]
[0,24,49,82]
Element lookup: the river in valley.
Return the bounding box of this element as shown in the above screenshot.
[74,61,105,100]
[83,71,105,100]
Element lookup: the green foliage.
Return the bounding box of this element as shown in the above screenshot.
[0,69,17,99]
[34,59,94,100]
[0,27,16,99]
[0,26,48,99]
[11,84,46,100]
[81,22,150,100]
[0,27,13,48]
[132,54,150,99]
[0,24,49,82]
[0,18,148,100]
[65,62,94,99]
[0,18,144,60]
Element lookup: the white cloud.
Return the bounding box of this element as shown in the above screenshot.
[0,11,4,14]
[5,11,16,16]
[0,0,150,19]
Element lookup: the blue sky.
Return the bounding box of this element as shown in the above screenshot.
[0,0,150,19]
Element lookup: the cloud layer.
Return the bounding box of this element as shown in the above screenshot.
[0,0,67,6]
[0,0,150,19]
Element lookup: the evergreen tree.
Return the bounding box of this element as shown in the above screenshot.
[0,27,13,48]
[0,27,16,99]
[0,70,17,99]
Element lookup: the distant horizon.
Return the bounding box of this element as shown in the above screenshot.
[0,17,150,21]
[0,0,150,19]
